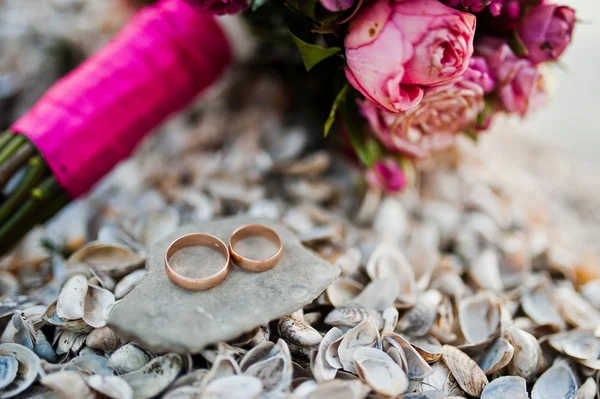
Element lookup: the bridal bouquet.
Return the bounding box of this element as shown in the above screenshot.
[190,0,575,193]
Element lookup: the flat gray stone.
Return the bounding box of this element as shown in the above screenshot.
[108,216,340,353]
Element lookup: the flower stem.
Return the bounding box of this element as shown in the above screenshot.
[0,156,47,224]
[0,143,36,188]
[0,135,26,165]
[0,131,14,152]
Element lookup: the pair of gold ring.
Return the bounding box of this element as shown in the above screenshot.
[164,224,283,291]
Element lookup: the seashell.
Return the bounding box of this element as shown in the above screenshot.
[0,356,18,390]
[97,222,144,253]
[400,393,448,399]
[531,362,577,399]
[247,199,281,221]
[41,370,95,399]
[86,326,124,353]
[337,319,380,374]
[577,377,596,399]
[114,270,146,299]
[324,304,382,330]
[420,361,465,397]
[441,345,488,397]
[312,327,344,382]
[326,279,363,308]
[366,244,416,307]
[469,249,503,292]
[333,248,361,276]
[396,290,442,337]
[353,346,408,397]
[499,232,531,289]
[138,207,180,246]
[352,279,400,312]
[458,293,501,350]
[56,330,83,355]
[285,180,336,204]
[90,268,116,291]
[302,379,370,399]
[430,268,466,302]
[163,386,203,399]
[0,343,41,398]
[230,325,270,348]
[243,339,293,392]
[43,301,92,333]
[67,241,145,278]
[505,326,541,381]
[121,354,183,399]
[325,335,344,370]
[477,337,514,375]
[0,296,39,319]
[107,343,153,374]
[87,375,133,399]
[481,376,528,399]
[547,329,600,361]
[383,333,432,379]
[409,336,443,363]
[203,375,263,399]
[434,295,454,338]
[56,275,88,320]
[381,307,399,334]
[43,353,115,376]
[356,188,382,224]
[83,284,116,328]
[278,311,322,347]
[555,287,600,329]
[11,312,35,350]
[0,272,18,297]
[372,198,409,244]
[421,200,461,245]
[521,280,565,330]
[70,332,88,355]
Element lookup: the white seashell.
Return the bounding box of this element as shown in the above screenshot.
[383,333,432,379]
[240,342,275,372]
[56,330,83,355]
[334,248,361,276]
[325,336,344,370]
[278,312,322,347]
[138,207,180,246]
[469,249,503,292]
[41,370,95,399]
[373,198,409,244]
[163,386,203,399]
[521,280,565,330]
[338,318,380,374]
[114,270,147,299]
[353,347,408,397]
[203,375,263,399]
[0,356,18,390]
[581,280,600,310]
[301,379,370,399]
[477,338,514,375]
[555,287,600,329]
[505,327,541,381]
[243,339,293,392]
[531,362,577,399]
[312,327,344,382]
[83,284,115,328]
[421,200,461,245]
[87,375,134,399]
[86,326,124,353]
[577,377,596,399]
[0,343,41,398]
[67,241,145,278]
[381,307,399,334]
[121,354,183,399]
[325,279,363,308]
[351,279,399,312]
[481,376,528,399]
[70,331,88,355]
[458,293,501,348]
[108,343,152,374]
[441,345,488,397]
[420,361,465,397]
[409,336,443,363]
[56,275,88,320]
[0,272,18,298]
[324,305,382,330]
[42,301,92,333]
[366,244,416,307]
[396,290,442,337]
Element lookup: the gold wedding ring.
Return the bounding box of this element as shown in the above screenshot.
[165,233,230,290]
[229,224,283,272]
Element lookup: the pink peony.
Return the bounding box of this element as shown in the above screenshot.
[477,37,546,116]
[462,56,495,93]
[361,78,484,158]
[320,0,354,12]
[344,0,476,113]
[185,0,247,15]
[366,159,407,193]
[520,3,575,64]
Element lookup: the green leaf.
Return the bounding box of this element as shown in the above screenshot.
[324,83,349,137]
[340,92,377,168]
[289,30,342,71]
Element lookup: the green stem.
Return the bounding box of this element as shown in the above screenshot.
[0,135,26,165]
[0,143,36,188]
[0,156,47,224]
[0,131,14,152]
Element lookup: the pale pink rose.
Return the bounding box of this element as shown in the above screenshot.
[344,0,476,112]
[520,3,575,64]
[366,159,407,193]
[361,78,484,158]
[477,37,546,116]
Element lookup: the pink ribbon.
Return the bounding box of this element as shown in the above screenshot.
[11,0,232,198]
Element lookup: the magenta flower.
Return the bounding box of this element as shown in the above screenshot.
[319,0,354,12]
[344,0,476,113]
[366,159,407,193]
[477,37,546,116]
[185,0,247,15]
[520,3,575,64]
[462,56,495,93]
[360,78,484,158]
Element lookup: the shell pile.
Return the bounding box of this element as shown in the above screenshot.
[3,1,600,398]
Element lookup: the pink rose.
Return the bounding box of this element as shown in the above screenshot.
[320,0,354,12]
[344,0,476,112]
[366,159,407,193]
[520,3,575,64]
[462,56,495,93]
[185,0,247,15]
[361,78,484,158]
[477,37,546,116]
